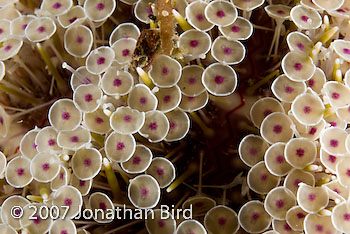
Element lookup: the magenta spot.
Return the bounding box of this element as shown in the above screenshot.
[187,96,195,101]
[249,147,257,156]
[14,209,21,216]
[17,168,25,176]
[97,57,105,65]
[146,7,153,14]
[70,136,79,143]
[297,43,305,51]
[329,121,337,127]
[337,8,346,13]
[284,223,292,231]
[170,121,176,129]
[84,158,91,167]
[275,199,284,208]
[188,77,196,84]
[216,10,225,18]
[69,17,77,23]
[99,202,107,211]
[277,10,285,14]
[84,94,93,102]
[308,193,316,201]
[33,215,41,224]
[344,213,350,221]
[32,143,37,149]
[158,220,165,228]
[294,63,303,71]
[156,168,164,176]
[218,217,226,225]
[122,49,130,57]
[0,117,3,125]
[4,45,11,52]
[96,3,105,10]
[140,97,147,104]
[315,224,323,232]
[22,24,28,30]
[0,28,3,34]
[296,148,304,157]
[48,139,56,146]
[59,172,64,180]
[309,127,317,135]
[116,142,125,150]
[76,36,83,44]
[332,92,340,99]
[82,77,91,84]
[162,67,169,75]
[52,2,62,9]
[334,188,340,194]
[251,212,260,220]
[42,163,50,171]
[190,40,199,48]
[62,112,70,120]
[330,139,338,147]
[223,47,232,55]
[231,25,240,32]
[61,230,68,234]
[123,115,131,122]
[263,109,272,117]
[141,188,149,196]
[308,79,315,87]
[276,155,284,164]
[343,48,350,54]
[163,95,171,103]
[260,173,268,181]
[64,198,72,206]
[285,86,294,93]
[196,14,204,21]
[303,106,312,114]
[37,26,45,33]
[273,124,282,134]
[113,78,122,87]
[215,75,224,84]
[347,169,350,177]
[149,122,158,130]
[294,179,301,187]
[329,155,337,163]
[301,15,309,22]
[132,156,141,165]
[297,212,305,219]
[79,180,86,187]
[96,117,104,124]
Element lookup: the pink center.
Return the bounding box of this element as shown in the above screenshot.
[188,77,196,84]
[297,212,305,219]
[146,7,153,14]
[0,28,3,34]
[0,117,3,125]
[284,224,292,231]
[97,57,105,65]
[275,199,284,208]
[260,173,268,181]
[79,180,86,187]
[315,224,323,232]
[149,122,158,130]
[96,3,105,10]
[37,26,45,33]
[70,136,79,142]
[223,47,232,55]
[133,156,141,165]
[303,106,311,114]
[156,168,164,176]
[308,79,315,87]
[84,158,91,167]
[113,78,122,87]
[53,2,62,9]
[249,148,257,156]
[301,15,309,22]
[117,142,125,150]
[334,188,340,194]
[42,163,50,171]
[309,127,317,135]
[33,215,41,224]
[277,10,285,14]
[328,155,337,163]
[252,212,260,220]
[346,169,350,177]
[17,168,25,176]
[96,117,104,124]
[343,48,350,54]
[218,217,226,225]
[344,213,350,221]
[273,124,282,134]
[4,45,11,52]
[330,121,337,127]
[276,155,284,164]
[162,67,169,75]
[62,112,70,120]
[215,75,224,84]
[332,92,340,99]
[163,95,171,103]
[60,172,64,180]
[294,179,301,187]
[141,188,148,196]
[216,10,225,18]
[122,49,130,57]
[48,139,56,146]
[296,148,304,157]
[123,115,131,122]
[330,139,338,147]
[64,198,72,206]
[297,43,305,51]
[22,24,28,30]
[263,109,272,117]
[294,63,303,71]
[190,40,199,47]
[85,94,93,102]
[99,202,107,211]
[61,230,68,234]
[33,143,37,149]
[196,14,204,21]
[76,36,83,44]
[231,25,240,32]
[308,193,316,201]
[69,17,77,23]
[285,86,294,93]
[140,97,147,104]
[158,220,165,228]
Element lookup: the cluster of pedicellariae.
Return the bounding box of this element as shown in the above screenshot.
[237,0,350,233]
[0,0,264,233]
